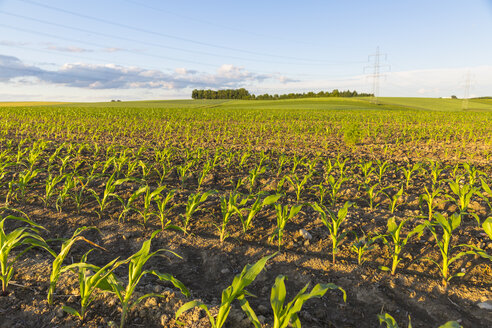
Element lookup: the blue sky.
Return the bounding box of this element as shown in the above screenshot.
[0,0,491,101]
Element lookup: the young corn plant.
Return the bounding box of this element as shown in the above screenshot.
[0,215,54,294]
[419,186,442,220]
[375,159,391,184]
[56,173,76,212]
[109,230,189,328]
[399,162,421,190]
[238,193,282,234]
[446,180,478,223]
[60,251,124,321]
[47,226,102,305]
[271,204,303,250]
[365,182,389,210]
[462,163,483,186]
[71,175,92,213]
[248,160,266,193]
[285,173,311,203]
[181,190,215,233]
[308,182,327,206]
[42,173,65,207]
[378,312,462,328]
[386,185,404,214]
[197,159,213,189]
[428,161,447,188]
[118,185,147,222]
[483,217,492,239]
[217,192,246,243]
[11,168,41,201]
[357,161,375,185]
[176,161,194,186]
[176,254,275,328]
[477,178,492,211]
[242,275,346,328]
[89,173,129,218]
[311,201,352,264]
[138,185,166,226]
[155,190,180,231]
[291,154,306,174]
[380,217,424,275]
[326,175,346,207]
[335,157,349,179]
[138,160,152,181]
[350,232,380,266]
[423,213,491,287]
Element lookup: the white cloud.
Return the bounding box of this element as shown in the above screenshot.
[0,55,286,90]
[46,46,93,53]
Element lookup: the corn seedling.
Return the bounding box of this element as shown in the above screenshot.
[446,180,477,217]
[238,193,282,233]
[176,253,275,328]
[326,175,346,207]
[358,161,375,185]
[56,173,76,212]
[477,178,492,211]
[350,232,380,265]
[118,185,147,222]
[419,186,442,220]
[271,204,303,250]
[375,159,391,184]
[386,186,404,214]
[138,185,166,226]
[285,173,311,203]
[108,230,189,328]
[47,226,102,305]
[423,213,491,287]
[181,190,215,233]
[380,217,424,275]
[71,175,92,213]
[311,201,352,263]
[218,192,246,243]
[60,251,124,321]
[248,161,266,192]
[243,275,346,328]
[378,312,462,328]
[42,173,65,207]
[176,161,194,185]
[155,190,180,231]
[0,215,54,293]
[198,159,213,189]
[483,217,492,239]
[365,182,389,210]
[310,183,329,206]
[89,173,128,218]
[399,163,421,190]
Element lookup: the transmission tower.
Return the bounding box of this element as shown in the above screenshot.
[364,47,390,104]
[461,70,471,110]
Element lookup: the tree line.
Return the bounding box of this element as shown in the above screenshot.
[191,88,373,100]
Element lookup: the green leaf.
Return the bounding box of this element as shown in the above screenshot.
[62,305,81,319]
[438,321,463,328]
[482,217,492,240]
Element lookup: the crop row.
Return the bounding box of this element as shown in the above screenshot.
[2,214,467,328]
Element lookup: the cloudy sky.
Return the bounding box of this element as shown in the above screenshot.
[0,0,491,101]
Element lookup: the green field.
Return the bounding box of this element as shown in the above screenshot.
[7,96,490,112]
[0,96,491,328]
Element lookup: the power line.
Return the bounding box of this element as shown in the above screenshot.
[122,0,322,47]
[0,11,364,67]
[17,0,352,64]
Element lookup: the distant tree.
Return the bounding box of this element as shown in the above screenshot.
[451,95,458,99]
